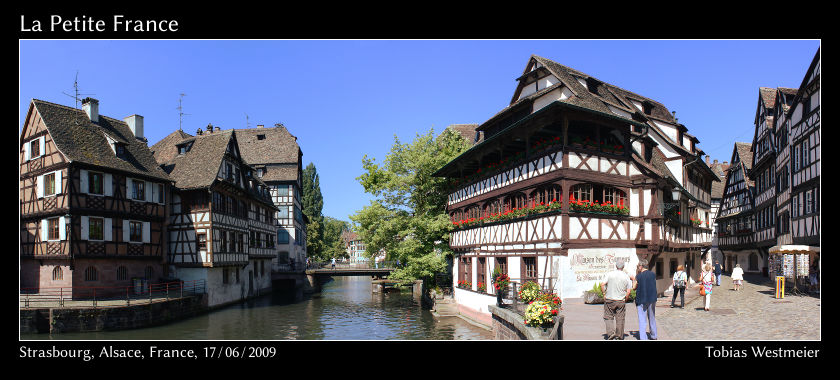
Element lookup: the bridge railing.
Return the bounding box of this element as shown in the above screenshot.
[19,279,206,309]
[313,261,399,270]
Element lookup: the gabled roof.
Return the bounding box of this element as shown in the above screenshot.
[759,87,777,109]
[29,99,171,182]
[234,125,301,166]
[708,161,730,200]
[157,129,236,190]
[150,129,193,164]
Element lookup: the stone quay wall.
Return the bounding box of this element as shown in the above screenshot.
[20,294,208,334]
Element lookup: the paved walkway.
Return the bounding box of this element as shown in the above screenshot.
[560,273,820,340]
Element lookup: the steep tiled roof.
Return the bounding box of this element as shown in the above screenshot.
[234,126,301,166]
[150,129,193,164]
[532,55,678,125]
[261,164,299,182]
[759,87,777,109]
[735,142,753,171]
[158,130,234,190]
[709,161,730,199]
[31,99,171,182]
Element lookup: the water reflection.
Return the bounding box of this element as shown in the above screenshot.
[21,276,492,340]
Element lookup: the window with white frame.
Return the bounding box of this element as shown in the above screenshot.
[47,217,60,241]
[44,172,57,196]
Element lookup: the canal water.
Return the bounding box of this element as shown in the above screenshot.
[21,276,493,340]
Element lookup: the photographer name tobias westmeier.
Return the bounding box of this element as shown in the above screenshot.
[706,345,820,359]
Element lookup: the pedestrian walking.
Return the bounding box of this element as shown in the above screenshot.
[731,263,744,291]
[634,259,658,340]
[700,263,714,311]
[714,260,723,286]
[600,258,633,340]
[331,257,336,269]
[671,265,687,308]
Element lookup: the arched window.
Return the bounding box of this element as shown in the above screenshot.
[571,184,593,202]
[603,187,627,206]
[483,199,502,217]
[533,185,562,205]
[84,266,98,282]
[52,266,63,281]
[503,193,527,211]
[117,266,128,281]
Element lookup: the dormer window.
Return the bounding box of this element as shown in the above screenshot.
[177,142,192,155]
[256,168,264,178]
[585,78,601,94]
[642,101,653,115]
[257,134,266,140]
[115,143,126,157]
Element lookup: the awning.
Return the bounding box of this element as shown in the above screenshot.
[768,245,820,254]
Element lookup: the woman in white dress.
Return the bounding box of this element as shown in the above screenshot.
[731,263,744,291]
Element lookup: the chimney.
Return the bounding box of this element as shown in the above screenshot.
[207,124,213,134]
[215,126,221,132]
[82,97,99,123]
[705,155,710,165]
[196,128,203,136]
[723,161,728,165]
[124,114,144,139]
[257,124,264,129]
[713,159,718,164]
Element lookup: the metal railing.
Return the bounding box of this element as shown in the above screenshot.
[311,260,399,270]
[19,279,206,309]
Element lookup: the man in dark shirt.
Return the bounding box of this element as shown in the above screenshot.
[634,259,658,340]
[714,260,723,286]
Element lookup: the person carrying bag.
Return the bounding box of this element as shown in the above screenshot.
[700,263,714,311]
[671,265,687,308]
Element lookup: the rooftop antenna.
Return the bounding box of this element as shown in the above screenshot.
[176,93,190,131]
[62,70,94,109]
[245,113,251,128]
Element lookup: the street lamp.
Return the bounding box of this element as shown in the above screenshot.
[672,189,681,201]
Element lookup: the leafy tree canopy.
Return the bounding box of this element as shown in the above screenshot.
[351,128,470,281]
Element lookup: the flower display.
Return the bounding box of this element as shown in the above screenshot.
[523,300,557,327]
[518,281,541,303]
[477,282,487,292]
[457,280,472,289]
[492,270,510,292]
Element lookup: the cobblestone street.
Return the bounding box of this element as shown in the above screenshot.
[656,273,821,340]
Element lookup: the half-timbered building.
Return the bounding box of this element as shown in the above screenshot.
[716,143,762,272]
[434,55,718,317]
[233,125,307,271]
[151,125,278,307]
[20,98,172,296]
[707,158,730,267]
[746,87,797,273]
[769,48,820,281]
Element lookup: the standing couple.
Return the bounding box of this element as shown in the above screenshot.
[601,258,658,340]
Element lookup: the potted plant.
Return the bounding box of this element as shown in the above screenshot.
[492,269,510,306]
[477,282,486,293]
[523,300,558,329]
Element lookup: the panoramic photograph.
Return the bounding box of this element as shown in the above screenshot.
[19,39,820,348]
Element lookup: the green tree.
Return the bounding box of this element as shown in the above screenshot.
[351,128,469,282]
[322,216,351,261]
[302,162,324,259]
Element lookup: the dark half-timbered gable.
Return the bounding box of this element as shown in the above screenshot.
[434,55,717,315]
[716,142,762,272]
[152,126,278,307]
[233,125,307,271]
[20,98,172,296]
[769,49,819,282]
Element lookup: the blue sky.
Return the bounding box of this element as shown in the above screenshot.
[19,40,820,221]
